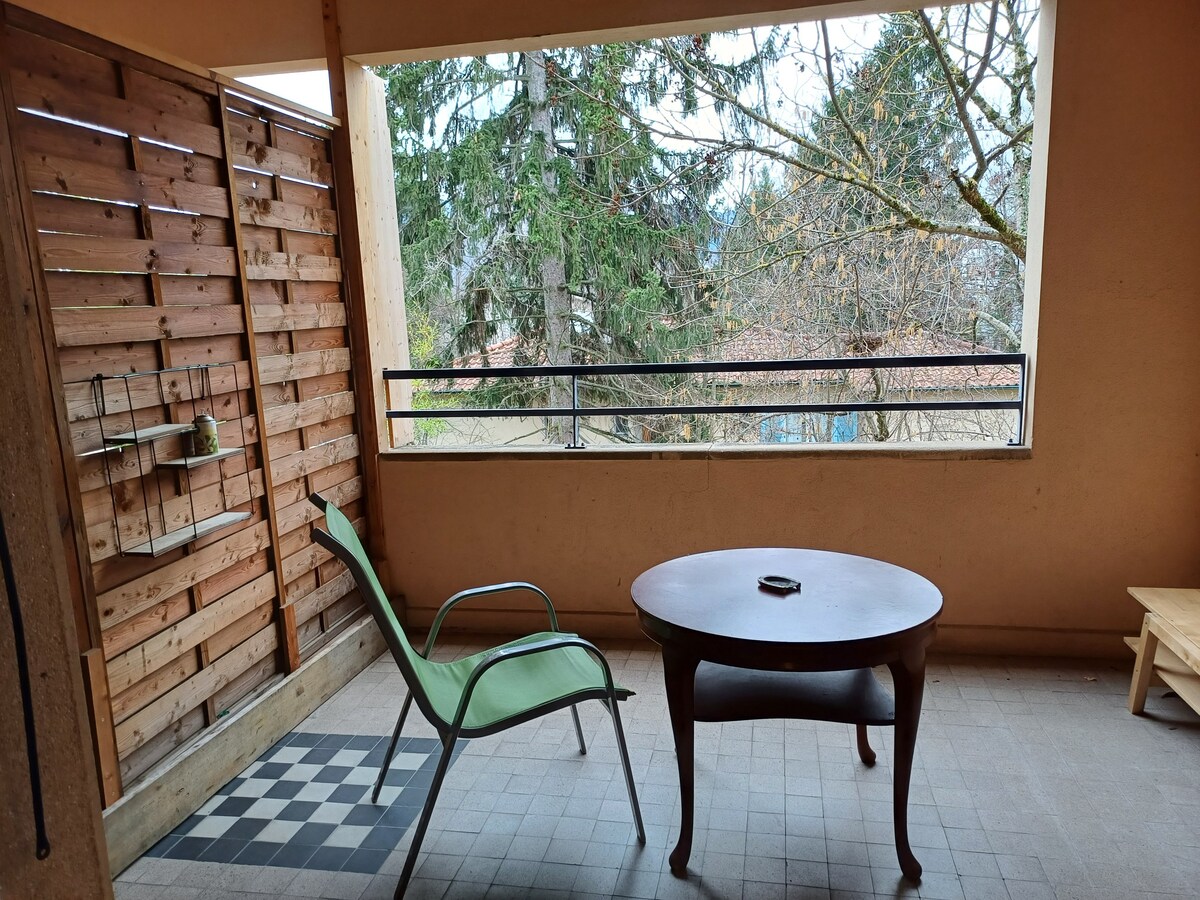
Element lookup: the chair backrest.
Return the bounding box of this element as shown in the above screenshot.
[309,494,440,721]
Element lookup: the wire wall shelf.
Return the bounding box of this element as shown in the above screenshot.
[80,363,254,557]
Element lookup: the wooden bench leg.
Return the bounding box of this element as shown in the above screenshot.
[1128,615,1160,714]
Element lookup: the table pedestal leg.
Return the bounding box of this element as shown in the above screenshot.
[888,647,927,881]
[662,644,699,875]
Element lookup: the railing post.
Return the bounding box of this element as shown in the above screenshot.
[571,374,581,449]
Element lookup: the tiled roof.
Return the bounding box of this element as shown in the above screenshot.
[707,326,1020,391]
[438,326,1019,393]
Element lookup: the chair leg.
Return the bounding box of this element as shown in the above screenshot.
[606,696,646,844]
[373,693,413,804]
[394,733,458,899]
[855,723,877,766]
[570,704,587,755]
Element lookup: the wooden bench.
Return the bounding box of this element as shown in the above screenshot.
[1126,587,1200,717]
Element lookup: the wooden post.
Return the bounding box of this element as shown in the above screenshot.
[322,0,389,571]
[1128,614,1160,714]
[216,84,299,673]
[343,64,412,449]
[0,8,113,889]
[0,8,122,806]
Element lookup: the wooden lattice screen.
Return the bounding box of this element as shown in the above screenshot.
[1,5,371,803]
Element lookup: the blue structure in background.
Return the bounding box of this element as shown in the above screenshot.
[760,412,859,443]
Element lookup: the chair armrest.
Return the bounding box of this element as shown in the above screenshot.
[424,582,559,656]
[450,635,616,732]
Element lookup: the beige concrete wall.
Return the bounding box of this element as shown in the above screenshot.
[380,0,1200,657]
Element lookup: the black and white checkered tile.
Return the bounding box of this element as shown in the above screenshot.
[144,731,463,875]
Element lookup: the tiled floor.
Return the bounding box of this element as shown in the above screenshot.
[144,732,463,875]
[115,637,1200,900]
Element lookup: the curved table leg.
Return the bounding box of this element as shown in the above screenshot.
[888,647,927,882]
[662,644,700,875]
[855,723,877,767]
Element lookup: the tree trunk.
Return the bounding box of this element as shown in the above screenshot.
[527,50,574,445]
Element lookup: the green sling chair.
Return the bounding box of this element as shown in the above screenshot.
[308,494,646,898]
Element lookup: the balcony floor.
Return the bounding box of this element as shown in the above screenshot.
[114,638,1200,900]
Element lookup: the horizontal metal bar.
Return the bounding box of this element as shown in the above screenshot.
[384,352,1026,381]
[389,399,1023,420]
[64,361,236,386]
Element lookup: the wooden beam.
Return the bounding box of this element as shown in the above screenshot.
[81,649,122,806]
[344,64,411,448]
[218,83,296,675]
[0,8,121,810]
[0,5,114,886]
[323,0,387,579]
[101,616,385,875]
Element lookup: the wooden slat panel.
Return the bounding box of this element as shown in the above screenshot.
[269,434,359,485]
[289,569,355,628]
[45,271,151,308]
[8,12,372,795]
[114,625,277,755]
[231,141,332,185]
[238,195,338,234]
[110,641,199,724]
[160,274,238,305]
[118,707,204,787]
[17,108,131,167]
[137,145,224,189]
[270,124,330,164]
[250,303,347,332]
[24,152,230,217]
[11,68,224,157]
[63,360,250,422]
[207,600,274,662]
[121,67,216,127]
[244,251,342,282]
[257,348,351,385]
[308,459,359,495]
[40,233,238,276]
[102,591,191,661]
[224,92,335,140]
[276,477,360,537]
[96,520,271,629]
[58,342,160,383]
[283,230,336,257]
[149,211,229,247]
[32,192,141,239]
[295,371,351,401]
[264,392,356,437]
[210,650,276,716]
[4,24,121,96]
[106,572,274,695]
[278,178,331,210]
[87,471,264,563]
[53,305,245,347]
[112,648,199,724]
[281,541,335,587]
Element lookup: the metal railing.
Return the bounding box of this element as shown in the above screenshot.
[384,352,1028,448]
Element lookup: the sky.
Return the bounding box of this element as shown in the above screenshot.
[238,70,332,115]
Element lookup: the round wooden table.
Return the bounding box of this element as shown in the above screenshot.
[631,548,942,881]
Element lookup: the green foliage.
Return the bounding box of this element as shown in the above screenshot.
[380,1,1037,444]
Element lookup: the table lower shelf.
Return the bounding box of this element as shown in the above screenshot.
[1125,635,1200,715]
[693,662,896,725]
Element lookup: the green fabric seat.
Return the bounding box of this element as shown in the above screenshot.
[308,493,645,898]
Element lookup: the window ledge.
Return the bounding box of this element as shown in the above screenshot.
[381,442,1032,462]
